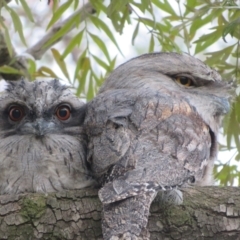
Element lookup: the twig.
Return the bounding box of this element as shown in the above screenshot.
[0,2,95,81]
[25,2,95,60]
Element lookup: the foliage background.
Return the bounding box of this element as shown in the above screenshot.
[0,0,239,186]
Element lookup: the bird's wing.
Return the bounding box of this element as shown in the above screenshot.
[85,88,211,203]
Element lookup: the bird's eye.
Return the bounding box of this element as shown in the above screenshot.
[56,105,71,121]
[175,76,193,87]
[9,106,25,122]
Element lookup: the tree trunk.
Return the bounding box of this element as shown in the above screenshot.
[0,186,239,240]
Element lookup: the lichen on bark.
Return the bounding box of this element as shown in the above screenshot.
[0,187,239,239]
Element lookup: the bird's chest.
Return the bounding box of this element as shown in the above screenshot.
[0,135,88,194]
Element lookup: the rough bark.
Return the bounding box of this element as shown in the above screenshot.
[0,186,239,240]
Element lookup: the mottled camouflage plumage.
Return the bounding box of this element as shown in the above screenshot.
[0,79,95,194]
[84,52,233,239]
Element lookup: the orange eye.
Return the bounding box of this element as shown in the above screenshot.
[175,76,193,87]
[56,105,71,121]
[9,106,25,122]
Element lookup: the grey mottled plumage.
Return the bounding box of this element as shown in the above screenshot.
[0,79,94,194]
[84,52,233,239]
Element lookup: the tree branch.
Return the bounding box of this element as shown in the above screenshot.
[25,2,95,60]
[0,2,95,81]
[150,186,240,240]
[0,186,239,239]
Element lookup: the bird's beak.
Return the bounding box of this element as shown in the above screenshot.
[32,118,53,136]
[21,118,54,137]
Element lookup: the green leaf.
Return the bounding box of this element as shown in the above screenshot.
[224,97,240,154]
[27,59,37,80]
[138,17,155,28]
[149,34,154,52]
[19,0,34,22]
[205,44,235,66]
[107,0,129,17]
[62,30,84,59]
[235,153,240,161]
[74,49,87,82]
[51,0,59,12]
[89,0,107,14]
[142,0,152,13]
[92,54,110,71]
[194,27,223,54]
[73,0,79,9]
[5,5,27,46]
[0,65,23,74]
[90,15,123,56]
[215,165,237,186]
[37,66,60,79]
[106,0,130,34]
[110,12,119,31]
[51,48,70,81]
[47,0,73,30]
[132,22,139,45]
[184,0,198,16]
[189,14,214,39]
[44,13,79,49]
[87,73,95,101]
[89,32,111,62]
[1,24,13,57]
[76,73,86,97]
[92,71,105,88]
[131,1,152,13]
[119,6,131,34]
[109,55,117,72]
[151,0,177,16]
[76,57,90,96]
[222,18,240,42]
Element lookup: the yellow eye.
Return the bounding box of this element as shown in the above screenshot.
[175,76,193,87]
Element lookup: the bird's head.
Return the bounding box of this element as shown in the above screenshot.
[100,52,234,132]
[0,79,86,139]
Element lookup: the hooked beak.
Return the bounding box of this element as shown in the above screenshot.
[32,119,51,136]
[20,118,55,137]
